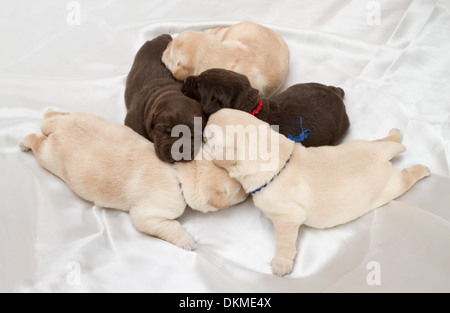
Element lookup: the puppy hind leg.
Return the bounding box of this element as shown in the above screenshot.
[373,129,405,160]
[129,208,196,251]
[398,165,430,193]
[20,134,46,153]
[380,165,430,206]
[376,140,406,161]
[40,110,69,136]
[41,116,64,136]
[377,128,402,143]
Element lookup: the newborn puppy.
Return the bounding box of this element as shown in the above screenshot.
[183,68,350,147]
[125,34,205,163]
[205,109,430,276]
[162,21,290,97]
[20,110,247,250]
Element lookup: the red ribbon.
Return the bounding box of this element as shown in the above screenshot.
[251,100,263,116]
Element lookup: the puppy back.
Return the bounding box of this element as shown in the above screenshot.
[125,34,175,107]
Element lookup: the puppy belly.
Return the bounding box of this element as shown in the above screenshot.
[64,181,131,212]
[303,192,389,229]
[304,205,375,229]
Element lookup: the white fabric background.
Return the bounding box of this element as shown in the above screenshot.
[1,0,449,292]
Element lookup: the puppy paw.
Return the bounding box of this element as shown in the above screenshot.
[389,128,402,143]
[417,165,431,178]
[175,233,197,251]
[19,141,31,152]
[270,256,294,277]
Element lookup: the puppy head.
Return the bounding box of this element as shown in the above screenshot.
[203,109,295,193]
[185,154,248,213]
[182,69,260,117]
[146,94,205,163]
[161,31,198,81]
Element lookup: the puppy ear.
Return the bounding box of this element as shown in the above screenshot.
[170,59,192,81]
[181,76,198,98]
[144,106,156,142]
[203,90,235,117]
[201,91,223,116]
[208,178,231,210]
[207,189,231,210]
[154,136,178,163]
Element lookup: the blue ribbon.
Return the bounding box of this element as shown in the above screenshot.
[288,117,311,143]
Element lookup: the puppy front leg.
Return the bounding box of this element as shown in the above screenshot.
[270,214,306,276]
[129,207,196,251]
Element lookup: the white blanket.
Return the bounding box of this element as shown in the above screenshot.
[1,0,449,292]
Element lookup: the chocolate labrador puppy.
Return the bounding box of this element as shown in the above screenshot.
[182,68,349,147]
[125,34,205,162]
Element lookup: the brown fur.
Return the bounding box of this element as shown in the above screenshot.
[124,34,205,163]
[182,68,350,147]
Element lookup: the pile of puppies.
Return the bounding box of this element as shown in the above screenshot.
[21,21,429,276]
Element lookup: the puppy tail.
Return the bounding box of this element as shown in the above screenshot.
[328,86,345,99]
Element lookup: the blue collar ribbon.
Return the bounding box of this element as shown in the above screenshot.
[250,117,310,195]
[250,154,292,195]
[288,117,311,143]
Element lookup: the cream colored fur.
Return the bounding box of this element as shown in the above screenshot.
[161,21,290,97]
[20,110,247,250]
[205,109,430,276]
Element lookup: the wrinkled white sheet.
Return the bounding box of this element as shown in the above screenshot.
[1,0,449,292]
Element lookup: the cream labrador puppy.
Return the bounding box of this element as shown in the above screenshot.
[20,110,247,250]
[162,21,290,97]
[204,109,430,276]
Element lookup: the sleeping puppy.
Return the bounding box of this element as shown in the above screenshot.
[204,109,430,276]
[125,34,205,163]
[20,110,247,250]
[183,68,350,147]
[162,21,290,97]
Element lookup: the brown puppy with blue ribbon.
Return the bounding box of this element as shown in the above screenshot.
[182,68,350,147]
